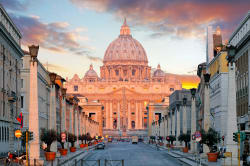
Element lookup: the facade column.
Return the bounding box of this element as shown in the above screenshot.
[176,106,180,145]
[106,101,109,129]
[225,61,238,165]
[61,90,67,132]
[172,110,175,136]
[69,104,73,134]
[128,102,131,129]
[29,49,40,160]
[203,74,211,154]
[168,113,172,136]
[190,89,197,153]
[74,108,79,145]
[182,105,187,134]
[139,102,142,129]
[135,102,139,129]
[49,75,57,152]
[110,102,113,129]
[118,101,120,130]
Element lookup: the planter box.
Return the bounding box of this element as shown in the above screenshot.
[59,149,68,156]
[80,144,84,148]
[182,147,188,153]
[70,147,76,152]
[207,152,218,162]
[45,152,56,161]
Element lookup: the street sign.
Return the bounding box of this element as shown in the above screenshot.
[61,132,66,142]
[224,152,232,157]
[195,131,201,138]
[15,130,22,138]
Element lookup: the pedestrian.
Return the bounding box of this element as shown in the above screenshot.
[243,137,249,166]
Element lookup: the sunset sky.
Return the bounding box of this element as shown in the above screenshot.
[1,0,249,81]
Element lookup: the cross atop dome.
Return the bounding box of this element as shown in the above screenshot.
[157,64,161,69]
[90,64,93,70]
[120,17,131,36]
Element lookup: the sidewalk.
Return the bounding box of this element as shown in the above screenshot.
[43,145,95,166]
[146,143,222,166]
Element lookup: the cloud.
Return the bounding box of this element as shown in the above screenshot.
[0,0,29,11]
[42,63,70,73]
[10,14,92,56]
[70,0,249,40]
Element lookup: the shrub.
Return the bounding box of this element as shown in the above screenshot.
[40,128,57,152]
[200,128,221,153]
[178,133,190,147]
[68,133,77,147]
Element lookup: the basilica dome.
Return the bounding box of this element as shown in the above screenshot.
[153,64,165,77]
[84,64,98,78]
[103,19,148,64]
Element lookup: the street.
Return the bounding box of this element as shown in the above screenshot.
[81,142,187,166]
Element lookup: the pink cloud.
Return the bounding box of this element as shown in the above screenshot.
[70,0,249,39]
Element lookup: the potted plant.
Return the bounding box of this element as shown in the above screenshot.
[150,136,156,144]
[87,134,92,146]
[158,136,164,146]
[78,135,84,148]
[169,135,176,147]
[166,136,171,147]
[68,133,77,152]
[40,128,57,161]
[57,132,68,156]
[178,133,190,153]
[200,128,220,162]
[83,134,88,147]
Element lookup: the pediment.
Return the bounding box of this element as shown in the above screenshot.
[107,87,140,96]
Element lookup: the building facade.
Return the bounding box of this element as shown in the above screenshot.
[65,20,183,137]
[229,11,250,131]
[0,4,23,155]
[208,50,229,140]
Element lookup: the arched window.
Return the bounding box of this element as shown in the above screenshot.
[131,121,135,129]
[113,119,117,129]
[132,69,136,76]
[115,70,119,76]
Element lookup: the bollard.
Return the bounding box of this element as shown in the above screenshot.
[75,159,77,166]
[98,159,101,166]
[34,159,36,166]
[57,158,60,166]
[81,159,83,166]
[105,159,107,165]
[51,160,53,166]
[122,159,124,166]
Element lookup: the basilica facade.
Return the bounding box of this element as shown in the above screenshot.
[65,20,182,137]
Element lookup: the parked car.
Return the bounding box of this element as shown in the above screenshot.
[96,143,105,149]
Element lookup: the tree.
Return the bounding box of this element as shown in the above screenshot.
[169,135,176,145]
[68,133,77,147]
[178,133,190,147]
[200,128,221,153]
[40,128,57,152]
[78,134,84,144]
[57,132,67,149]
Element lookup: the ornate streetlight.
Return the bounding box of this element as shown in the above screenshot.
[49,72,57,85]
[28,45,39,63]
[226,44,236,63]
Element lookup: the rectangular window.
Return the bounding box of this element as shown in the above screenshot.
[21,96,24,108]
[21,79,23,88]
[74,85,78,91]
[170,88,174,91]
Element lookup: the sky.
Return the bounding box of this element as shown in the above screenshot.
[1,0,249,80]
